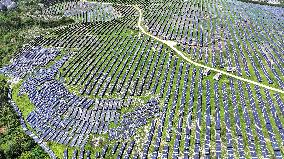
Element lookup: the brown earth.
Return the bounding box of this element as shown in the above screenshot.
[0,127,6,134]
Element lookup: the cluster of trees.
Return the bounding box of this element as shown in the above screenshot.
[0,76,49,159]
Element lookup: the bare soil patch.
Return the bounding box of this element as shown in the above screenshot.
[0,127,6,134]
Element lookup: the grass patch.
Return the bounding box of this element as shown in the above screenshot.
[48,142,67,159]
[11,81,34,119]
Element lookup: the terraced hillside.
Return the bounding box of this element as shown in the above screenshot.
[0,0,283,159]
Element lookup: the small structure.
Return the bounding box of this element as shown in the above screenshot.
[203,68,211,76]
[1,0,11,6]
[0,0,17,11]
[226,67,236,72]
[133,25,139,31]
[268,0,280,4]
[0,3,7,11]
[6,1,16,10]
[213,73,222,81]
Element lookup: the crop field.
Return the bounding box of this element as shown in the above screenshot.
[0,0,283,159]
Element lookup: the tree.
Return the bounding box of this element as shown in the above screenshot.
[0,149,6,159]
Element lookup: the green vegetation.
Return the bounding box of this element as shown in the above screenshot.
[12,81,35,120]
[0,0,75,158]
[0,75,49,159]
[0,0,74,67]
[47,142,66,159]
